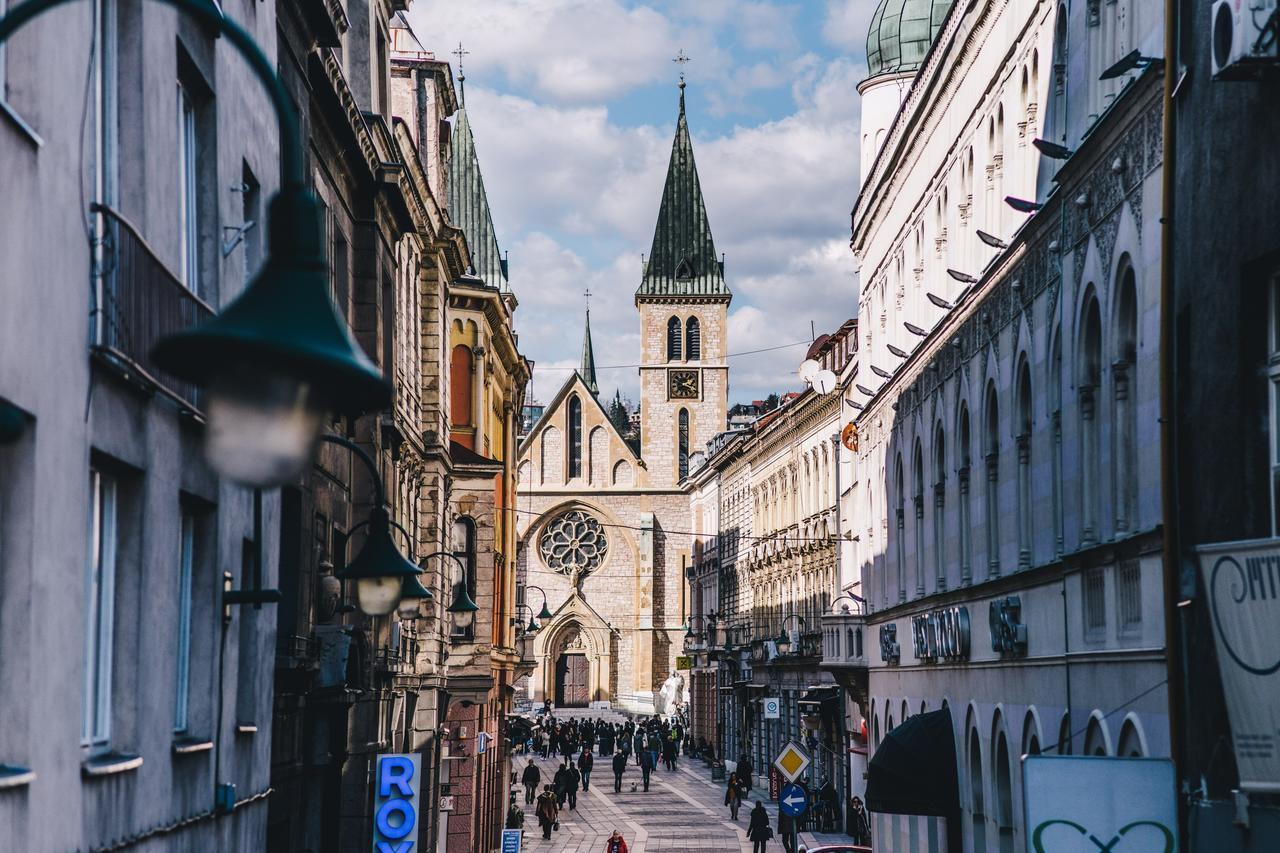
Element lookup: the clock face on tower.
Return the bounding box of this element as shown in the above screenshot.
[669,369,700,400]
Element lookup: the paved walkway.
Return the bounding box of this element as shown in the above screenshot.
[508,727,858,852]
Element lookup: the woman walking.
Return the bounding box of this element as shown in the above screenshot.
[535,785,559,840]
[725,772,743,820]
[748,801,772,853]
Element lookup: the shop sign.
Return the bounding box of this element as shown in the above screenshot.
[1023,756,1177,852]
[989,596,1028,656]
[1198,538,1280,791]
[911,606,970,662]
[501,829,522,853]
[878,624,900,665]
[763,697,781,719]
[373,753,422,852]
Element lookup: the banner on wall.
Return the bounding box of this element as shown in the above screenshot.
[1198,538,1280,792]
[1023,757,1177,853]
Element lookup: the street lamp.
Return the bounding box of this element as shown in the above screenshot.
[525,585,554,620]
[774,614,805,656]
[514,603,540,636]
[0,0,392,474]
[424,550,477,632]
[830,594,866,615]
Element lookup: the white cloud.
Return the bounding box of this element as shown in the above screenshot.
[822,0,878,57]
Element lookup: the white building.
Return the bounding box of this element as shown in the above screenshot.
[848,0,1170,849]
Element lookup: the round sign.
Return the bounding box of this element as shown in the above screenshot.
[764,698,780,716]
[779,783,809,817]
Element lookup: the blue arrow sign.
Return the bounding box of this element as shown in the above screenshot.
[779,783,808,817]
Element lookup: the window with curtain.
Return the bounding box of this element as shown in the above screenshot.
[568,395,583,479]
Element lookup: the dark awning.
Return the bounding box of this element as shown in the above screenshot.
[798,686,841,707]
[866,707,961,851]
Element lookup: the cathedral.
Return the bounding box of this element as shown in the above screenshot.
[515,83,730,714]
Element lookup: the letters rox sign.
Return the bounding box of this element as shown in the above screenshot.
[1198,538,1280,792]
[373,753,423,852]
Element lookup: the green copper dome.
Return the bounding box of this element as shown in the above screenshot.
[866,0,954,79]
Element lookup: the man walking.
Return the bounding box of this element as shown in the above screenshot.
[639,746,654,792]
[521,758,540,804]
[612,749,627,793]
[554,762,570,808]
[578,748,594,791]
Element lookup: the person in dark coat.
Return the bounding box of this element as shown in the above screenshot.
[566,763,582,810]
[725,772,744,820]
[612,749,628,792]
[848,795,871,846]
[747,802,772,853]
[553,762,570,808]
[536,786,559,839]
[639,747,654,791]
[578,749,595,790]
[521,758,541,803]
[778,809,795,853]
[738,755,754,790]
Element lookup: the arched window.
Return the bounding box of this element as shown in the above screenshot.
[1023,711,1043,757]
[958,404,973,585]
[933,422,947,590]
[1118,718,1145,757]
[686,316,701,360]
[1084,715,1109,756]
[667,316,683,361]
[1016,361,1033,568]
[895,455,906,602]
[678,408,690,480]
[1050,330,1065,555]
[985,383,1001,578]
[1057,712,1073,755]
[568,395,583,480]
[450,344,474,429]
[1052,6,1068,142]
[1080,294,1103,545]
[995,731,1014,853]
[1114,265,1138,533]
[451,516,477,639]
[913,441,925,597]
[969,729,987,850]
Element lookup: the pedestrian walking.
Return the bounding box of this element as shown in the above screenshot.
[748,801,773,853]
[612,749,627,793]
[738,754,754,790]
[578,749,594,791]
[779,809,795,853]
[567,763,581,810]
[554,762,570,808]
[604,828,629,853]
[848,795,871,846]
[725,772,743,820]
[639,747,654,791]
[536,786,559,840]
[521,758,540,804]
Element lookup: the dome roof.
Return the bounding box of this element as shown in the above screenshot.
[865,0,954,80]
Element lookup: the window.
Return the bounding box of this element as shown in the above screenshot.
[667,316,683,361]
[933,424,947,591]
[241,163,261,288]
[178,81,199,292]
[1084,566,1106,639]
[1080,295,1102,544]
[995,732,1014,853]
[958,405,973,585]
[968,729,986,850]
[1117,559,1141,636]
[894,455,905,602]
[1051,332,1064,555]
[678,408,690,480]
[452,516,477,640]
[84,469,118,749]
[1084,715,1109,756]
[913,441,925,597]
[984,383,1001,578]
[686,317,701,360]
[568,395,583,479]
[1016,362,1033,568]
[174,513,195,732]
[1114,265,1138,533]
[450,344,473,429]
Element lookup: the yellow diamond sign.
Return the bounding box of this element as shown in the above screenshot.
[774,741,810,782]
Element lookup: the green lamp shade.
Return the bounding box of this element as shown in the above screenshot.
[400,571,434,601]
[447,583,480,615]
[537,600,553,620]
[152,189,391,415]
[527,616,539,634]
[337,507,421,616]
[775,630,791,653]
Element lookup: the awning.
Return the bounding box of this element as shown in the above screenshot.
[865,707,961,852]
[797,686,841,707]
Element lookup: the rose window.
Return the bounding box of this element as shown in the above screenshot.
[539,510,609,578]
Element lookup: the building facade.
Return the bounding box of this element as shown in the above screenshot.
[850,0,1170,851]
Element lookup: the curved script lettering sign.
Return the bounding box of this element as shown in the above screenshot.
[1023,757,1178,853]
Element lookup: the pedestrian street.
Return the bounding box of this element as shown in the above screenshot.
[509,735,858,853]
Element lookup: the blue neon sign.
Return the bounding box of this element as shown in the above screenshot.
[373,753,423,852]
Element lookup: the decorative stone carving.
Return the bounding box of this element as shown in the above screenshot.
[539,509,609,587]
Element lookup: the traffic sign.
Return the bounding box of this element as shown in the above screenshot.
[773,741,811,782]
[763,697,781,719]
[779,783,809,817]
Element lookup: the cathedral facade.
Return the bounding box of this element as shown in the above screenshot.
[515,85,730,714]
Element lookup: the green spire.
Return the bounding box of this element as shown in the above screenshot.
[448,107,509,290]
[636,83,730,300]
[580,308,599,395]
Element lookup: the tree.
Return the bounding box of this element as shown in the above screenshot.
[764,393,780,412]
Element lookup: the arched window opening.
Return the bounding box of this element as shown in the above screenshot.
[913,441,926,597]
[1023,712,1042,757]
[678,409,690,481]
[958,404,973,585]
[1080,295,1103,544]
[451,516,477,639]
[995,732,1015,853]
[568,395,583,480]
[1052,7,1068,142]
[450,344,474,430]
[667,316,683,361]
[1016,362,1033,568]
[686,316,701,360]
[1084,715,1109,756]
[1118,719,1145,757]
[1114,266,1138,534]
[969,729,987,851]
[1051,331,1065,555]
[985,384,1002,578]
[895,455,906,602]
[1057,713,1073,756]
[933,423,947,591]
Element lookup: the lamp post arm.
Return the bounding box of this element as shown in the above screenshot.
[421,550,466,576]
[525,585,551,610]
[0,0,304,189]
[320,433,385,507]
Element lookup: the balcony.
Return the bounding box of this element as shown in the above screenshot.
[819,610,869,670]
[93,204,214,415]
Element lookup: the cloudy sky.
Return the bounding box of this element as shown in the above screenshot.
[407,0,875,408]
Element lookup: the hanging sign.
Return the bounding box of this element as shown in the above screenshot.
[1023,757,1177,852]
[763,697,782,719]
[1198,538,1280,791]
[373,753,422,852]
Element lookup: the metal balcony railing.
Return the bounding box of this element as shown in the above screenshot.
[93,204,214,414]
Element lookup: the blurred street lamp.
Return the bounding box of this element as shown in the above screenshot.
[526,585,554,620]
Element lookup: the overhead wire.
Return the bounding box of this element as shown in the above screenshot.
[531,339,813,371]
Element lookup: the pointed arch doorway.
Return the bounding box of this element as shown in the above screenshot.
[532,594,614,707]
[555,639,590,707]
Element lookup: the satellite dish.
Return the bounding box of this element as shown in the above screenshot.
[813,370,838,395]
[798,359,820,383]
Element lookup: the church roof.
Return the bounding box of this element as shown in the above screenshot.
[580,309,599,395]
[865,0,954,80]
[636,85,730,300]
[447,107,509,291]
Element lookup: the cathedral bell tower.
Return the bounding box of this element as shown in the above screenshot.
[636,81,731,487]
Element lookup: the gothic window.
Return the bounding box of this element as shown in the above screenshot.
[1051,330,1065,554]
[995,731,1014,853]
[678,408,690,480]
[539,509,609,581]
[675,256,693,280]
[933,422,947,591]
[1114,264,1138,534]
[913,441,925,597]
[1016,360,1033,568]
[958,404,973,584]
[985,382,1001,578]
[667,316,683,361]
[969,728,986,851]
[1080,293,1102,544]
[686,316,701,360]
[894,454,905,602]
[568,395,583,479]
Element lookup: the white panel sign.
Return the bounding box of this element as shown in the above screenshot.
[1023,757,1177,853]
[1198,538,1280,791]
[763,696,781,719]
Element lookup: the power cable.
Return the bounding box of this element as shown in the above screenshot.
[532,339,813,371]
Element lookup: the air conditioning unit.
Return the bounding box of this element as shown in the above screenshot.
[1211,0,1280,79]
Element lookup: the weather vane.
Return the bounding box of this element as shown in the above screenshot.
[673,49,690,87]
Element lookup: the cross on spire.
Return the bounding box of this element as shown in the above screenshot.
[673,49,690,88]
[584,286,592,312]
[452,42,470,102]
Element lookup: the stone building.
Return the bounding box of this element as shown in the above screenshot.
[849,0,1169,850]
[514,84,727,714]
